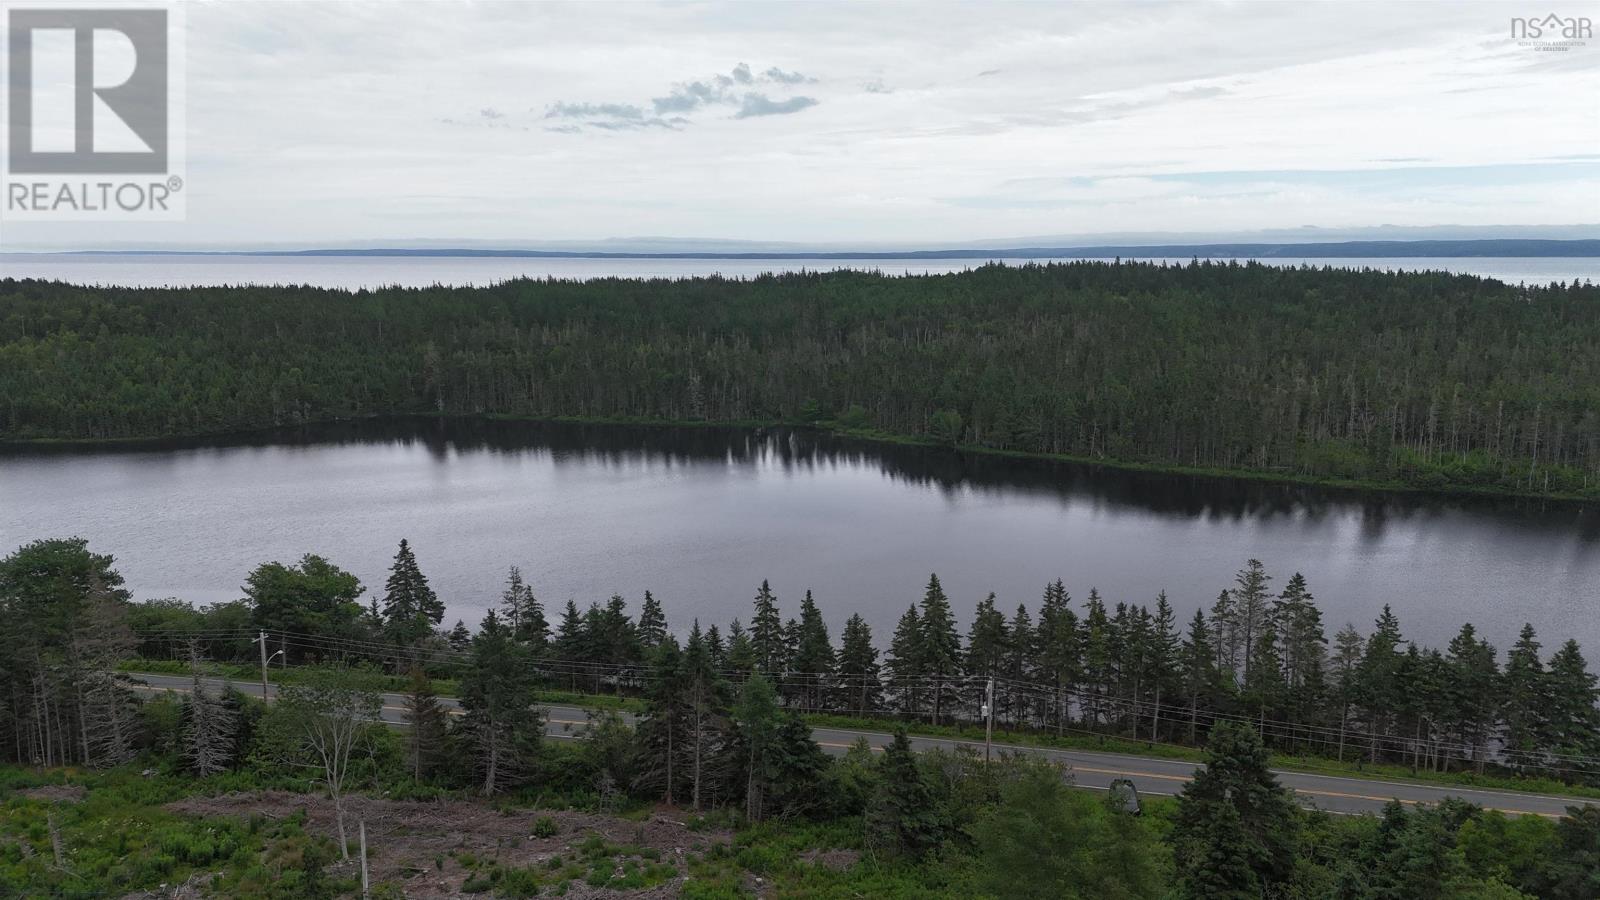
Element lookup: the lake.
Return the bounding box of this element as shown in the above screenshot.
[2,253,1598,288]
[2,419,1596,656]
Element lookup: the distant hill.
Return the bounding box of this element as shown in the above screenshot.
[66,239,1600,259]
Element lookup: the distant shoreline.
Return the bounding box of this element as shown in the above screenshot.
[34,238,1600,259]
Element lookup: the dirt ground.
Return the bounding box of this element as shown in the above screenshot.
[18,784,87,803]
[164,791,734,898]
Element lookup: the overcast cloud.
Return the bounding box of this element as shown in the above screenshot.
[2,0,1596,248]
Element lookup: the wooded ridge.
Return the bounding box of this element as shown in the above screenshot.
[3,261,1598,498]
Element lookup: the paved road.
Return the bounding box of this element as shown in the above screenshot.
[129,672,1597,819]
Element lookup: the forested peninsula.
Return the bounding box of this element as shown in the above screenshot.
[3,261,1597,498]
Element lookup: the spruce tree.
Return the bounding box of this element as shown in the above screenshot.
[1545,639,1599,761]
[732,674,783,821]
[791,591,835,710]
[917,575,961,725]
[1243,621,1287,737]
[461,610,542,796]
[553,600,585,658]
[725,618,758,674]
[1171,721,1299,896]
[888,604,923,717]
[403,665,447,781]
[1035,581,1080,733]
[1210,589,1239,684]
[447,619,472,652]
[964,592,1008,679]
[1330,623,1365,762]
[865,729,945,860]
[1081,589,1113,728]
[837,613,883,714]
[639,634,686,805]
[704,623,726,669]
[1180,608,1221,744]
[637,590,668,651]
[682,623,730,809]
[380,539,443,648]
[1444,623,1498,772]
[750,580,784,676]
[1501,623,1548,768]
[1356,606,1407,761]
[1231,559,1272,683]
[499,566,548,649]
[1006,603,1039,728]
[1148,592,1181,742]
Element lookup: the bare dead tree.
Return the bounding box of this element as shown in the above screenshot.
[183,650,238,777]
[276,674,381,858]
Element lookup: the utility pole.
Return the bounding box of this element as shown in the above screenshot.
[984,677,995,763]
[255,631,271,703]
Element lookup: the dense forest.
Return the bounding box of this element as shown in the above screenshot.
[3,262,1599,497]
[3,538,1599,898]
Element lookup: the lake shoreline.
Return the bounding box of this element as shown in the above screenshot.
[3,411,1593,508]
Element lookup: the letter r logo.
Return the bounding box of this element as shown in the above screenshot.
[8,8,169,174]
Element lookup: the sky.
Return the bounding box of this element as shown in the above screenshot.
[2,0,1598,249]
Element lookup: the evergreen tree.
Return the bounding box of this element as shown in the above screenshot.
[865,729,945,860]
[553,600,585,658]
[1148,592,1181,742]
[682,623,731,809]
[704,623,726,669]
[1210,589,1239,685]
[637,590,668,651]
[1357,606,1407,761]
[1444,623,1498,772]
[1180,608,1222,744]
[446,619,472,652]
[836,613,883,714]
[1081,589,1114,728]
[725,618,758,674]
[1035,581,1080,733]
[1243,620,1287,735]
[888,604,923,716]
[638,635,686,805]
[1005,603,1039,728]
[380,539,443,649]
[791,590,835,710]
[917,574,962,724]
[499,566,548,649]
[1275,572,1328,729]
[461,610,542,796]
[1231,559,1272,683]
[1171,721,1299,896]
[750,580,785,676]
[1330,623,1365,762]
[965,592,1008,680]
[1545,639,1600,761]
[1501,623,1548,768]
[403,665,447,781]
[597,594,641,666]
[732,674,783,822]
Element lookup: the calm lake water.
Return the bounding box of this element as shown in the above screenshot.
[2,420,1596,655]
[1,253,1597,288]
